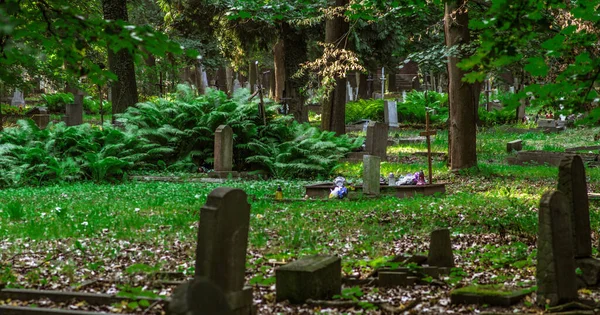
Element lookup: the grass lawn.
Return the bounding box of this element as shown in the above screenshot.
[1,125,599,313]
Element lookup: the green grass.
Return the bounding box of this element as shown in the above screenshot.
[0,124,599,311]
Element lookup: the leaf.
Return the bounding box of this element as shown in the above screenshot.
[524,57,549,77]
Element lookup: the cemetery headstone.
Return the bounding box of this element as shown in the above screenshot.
[427,228,454,268]
[214,125,233,173]
[65,91,84,126]
[363,155,380,195]
[194,187,254,314]
[384,100,399,128]
[26,107,50,129]
[372,92,383,100]
[538,119,557,128]
[232,79,241,93]
[557,155,591,258]
[169,277,233,315]
[506,140,523,153]
[276,255,341,304]
[10,89,24,106]
[346,81,353,102]
[536,190,577,306]
[365,121,388,160]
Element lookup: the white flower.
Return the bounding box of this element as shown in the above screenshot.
[41,212,47,218]
[55,207,61,212]
[194,194,201,199]
[134,208,140,212]
[81,221,88,226]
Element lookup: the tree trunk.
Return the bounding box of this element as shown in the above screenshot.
[102,0,138,120]
[273,39,285,102]
[249,62,257,94]
[445,0,478,170]
[282,23,309,122]
[358,72,369,100]
[321,0,349,135]
[388,68,397,93]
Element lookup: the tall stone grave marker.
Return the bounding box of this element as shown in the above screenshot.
[194,187,254,314]
[384,100,399,128]
[558,155,591,258]
[363,155,380,195]
[214,125,233,173]
[346,81,353,102]
[365,121,388,160]
[65,91,84,126]
[536,190,577,306]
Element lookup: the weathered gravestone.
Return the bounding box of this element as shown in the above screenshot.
[536,190,577,307]
[557,155,600,287]
[10,89,24,107]
[558,155,591,258]
[365,121,388,160]
[214,125,233,174]
[64,91,84,126]
[276,256,341,304]
[169,277,233,315]
[232,79,242,93]
[506,140,523,153]
[384,100,399,128]
[194,187,254,314]
[427,228,454,268]
[363,155,380,195]
[538,119,557,128]
[26,107,50,129]
[346,81,353,102]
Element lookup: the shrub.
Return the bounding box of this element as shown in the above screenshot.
[0,85,362,187]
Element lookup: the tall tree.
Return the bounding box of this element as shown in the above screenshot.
[321,0,349,135]
[444,0,478,170]
[102,0,138,118]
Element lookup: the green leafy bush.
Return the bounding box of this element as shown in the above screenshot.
[0,85,362,187]
[398,91,448,124]
[42,93,73,112]
[345,99,384,123]
[41,93,112,114]
[478,107,516,126]
[345,91,449,125]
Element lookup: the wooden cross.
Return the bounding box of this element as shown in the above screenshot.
[419,111,437,185]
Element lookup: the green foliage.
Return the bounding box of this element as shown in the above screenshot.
[399,91,448,124]
[0,85,361,187]
[345,99,384,124]
[42,93,113,114]
[478,107,515,126]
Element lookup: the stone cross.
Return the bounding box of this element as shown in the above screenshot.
[557,155,591,258]
[214,125,233,173]
[419,111,437,184]
[194,187,254,314]
[384,100,398,128]
[363,155,380,195]
[536,190,577,306]
[365,121,388,160]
